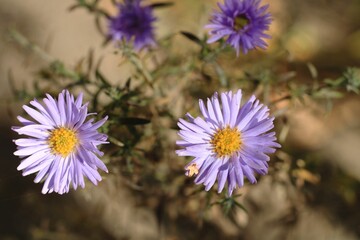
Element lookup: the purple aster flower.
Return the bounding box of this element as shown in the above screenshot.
[205,0,272,56]
[109,0,156,50]
[12,90,108,194]
[176,90,280,196]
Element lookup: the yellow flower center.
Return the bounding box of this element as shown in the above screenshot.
[48,127,78,157]
[211,126,242,157]
[234,14,249,31]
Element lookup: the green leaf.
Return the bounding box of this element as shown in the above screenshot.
[68,4,83,11]
[108,136,125,147]
[95,69,111,87]
[324,78,344,87]
[313,88,343,99]
[125,77,131,90]
[344,67,360,94]
[180,31,203,46]
[150,2,174,8]
[307,62,318,79]
[346,85,359,94]
[234,201,248,213]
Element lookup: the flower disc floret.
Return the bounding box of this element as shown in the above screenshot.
[211,126,241,157]
[233,14,250,31]
[48,127,78,157]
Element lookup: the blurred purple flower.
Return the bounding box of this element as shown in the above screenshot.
[109,0,156,50]
[205,0,272,56]
[176,90,280,196]
[12,90,108,194]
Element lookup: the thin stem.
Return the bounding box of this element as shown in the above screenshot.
[9,29,54,63]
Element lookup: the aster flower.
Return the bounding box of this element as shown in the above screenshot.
[205,0,272,56]
[12,90,108,194]
[176,90,280,196]
[109,0,156,50]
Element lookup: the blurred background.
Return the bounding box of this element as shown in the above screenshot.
[0,0,359,239]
